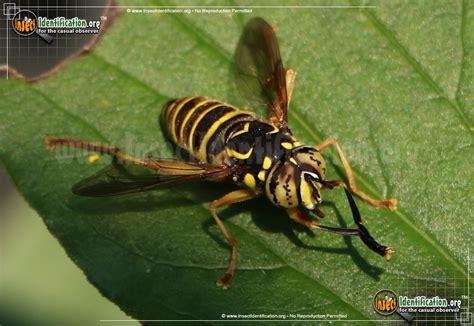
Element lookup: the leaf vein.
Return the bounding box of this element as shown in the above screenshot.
[455,0,468,118]
[29,86,105,141]
[361,8,472,131]
[83,211,287,272]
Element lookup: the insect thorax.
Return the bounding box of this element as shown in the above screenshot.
[224,120,327,209]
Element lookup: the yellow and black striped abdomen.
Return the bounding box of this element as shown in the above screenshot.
[161,96,255,165]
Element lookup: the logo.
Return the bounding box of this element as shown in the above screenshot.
[6,5,101,44]
[373,289,398,316]
[12,9,37,36]
[10,8,52,43]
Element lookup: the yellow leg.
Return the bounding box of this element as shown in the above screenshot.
[210,189,259,289]
[316,137,397,211]
[287,208,318,229]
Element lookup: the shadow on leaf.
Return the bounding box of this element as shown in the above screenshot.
[201,192,385,281]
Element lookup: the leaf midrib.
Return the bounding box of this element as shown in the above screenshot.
[455,0,469,113]
[360,7,472,132]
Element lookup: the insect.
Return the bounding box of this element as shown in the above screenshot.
[46,18,397,289]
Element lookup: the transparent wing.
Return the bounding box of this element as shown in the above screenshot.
[234,17,289,130]
[72,160,230,197]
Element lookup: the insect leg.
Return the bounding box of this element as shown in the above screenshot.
[209,189,259,289]
[322,180,394,260]
[315,137,397,211]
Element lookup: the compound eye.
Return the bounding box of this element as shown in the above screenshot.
[265,160,299,208]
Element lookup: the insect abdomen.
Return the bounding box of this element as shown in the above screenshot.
[161,96,254,164]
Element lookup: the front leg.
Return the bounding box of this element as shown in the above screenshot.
[316,137,397,211]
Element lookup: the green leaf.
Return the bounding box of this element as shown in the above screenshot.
[1,0,472,322]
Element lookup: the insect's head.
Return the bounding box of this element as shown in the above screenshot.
[265,146,326,210]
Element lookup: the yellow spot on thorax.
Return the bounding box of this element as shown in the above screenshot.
[230,122,250,138]
[289,136,302,147]
[257,170,266,181]
[289,157,298,165]
[263,156,272,170]
[226,147,253,160]
[281,142,293,150]
[269,125,279,134]
[244,173,256,189]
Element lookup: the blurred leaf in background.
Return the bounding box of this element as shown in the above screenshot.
[0,177,136,325]
[0,0,473,323]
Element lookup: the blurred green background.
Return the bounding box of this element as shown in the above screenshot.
[1,170,137,325]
